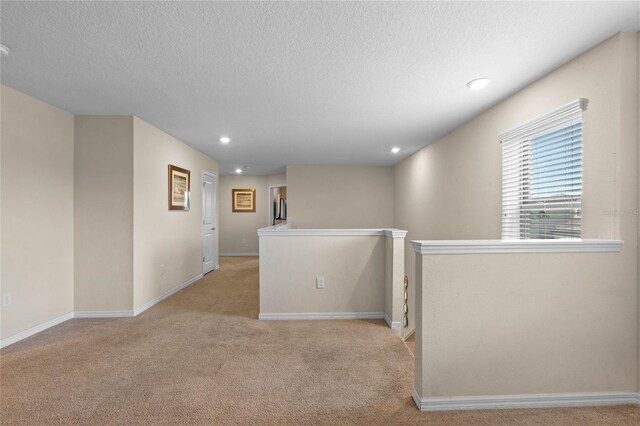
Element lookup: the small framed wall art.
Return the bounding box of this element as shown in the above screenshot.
[168,164,190,211]
[232,188,256,212]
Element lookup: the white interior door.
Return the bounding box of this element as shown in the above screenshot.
[202,172,217,274]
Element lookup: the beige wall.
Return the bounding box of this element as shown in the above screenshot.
[637,31,640,393]
[219,175,269,255]
[267,173,286,188]
[259,229,406,327]
[415,251,636,397]
[74,116,134,311]
[133,117,218,310]
[75,116,217,313]
[1,86,75,338]
[218,173,287,255]
[287,165,394,228]
[259,235,386,314]
[395,33,639,335]
[0,88,221,334]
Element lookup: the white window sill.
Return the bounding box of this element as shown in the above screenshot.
[410,239,623,255]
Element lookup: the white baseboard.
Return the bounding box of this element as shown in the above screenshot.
[203,265,221,276]
[220,253,259,257]
[0,274,204,349]
[412,388,640,412]
[383,313,402,335]
[403,328,416,342]
[74,311,134,318]
[258,312,384,320]
[0,312,74,349]
[133,273,203,316]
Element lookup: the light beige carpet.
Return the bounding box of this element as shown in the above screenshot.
[1,257,638,425]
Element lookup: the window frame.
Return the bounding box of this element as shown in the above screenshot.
[500,99,587,240]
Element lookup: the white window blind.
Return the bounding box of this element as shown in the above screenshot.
[500,99,587,240]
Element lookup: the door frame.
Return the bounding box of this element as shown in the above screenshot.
[268,184,287,226]
[202,171,218,274]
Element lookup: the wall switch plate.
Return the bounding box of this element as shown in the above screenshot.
[2,293,12,306]
[160,263,165,276]
[316,277,325,289]
[241,238,247,244]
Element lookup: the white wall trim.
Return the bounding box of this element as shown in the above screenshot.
[133,273,203,316]
[403,328,415,342]
[412,388,640,412]
[499,98,588,143]
[259,222,292,233]
[75,311,134,318]
[258,227,408,237]
[258,228,384,237]
[0,312,74,349]
[410,239,623,255]
[1,274,203,348]
[258,312,384,320]
[220,253,259,257]
[383,229,408,239]
[384,313,402,335]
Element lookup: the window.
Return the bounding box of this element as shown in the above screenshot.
[501,99,587,239]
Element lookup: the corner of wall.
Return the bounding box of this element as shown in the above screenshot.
[636,30,640,394]
[131,116,218,310]
[218,174,269,254]
[1,86,75,339]
[73,115,135,312]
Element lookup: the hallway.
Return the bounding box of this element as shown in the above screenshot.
[1,258,638,425]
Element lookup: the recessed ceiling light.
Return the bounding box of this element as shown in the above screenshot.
[235,168,242,174]
[0,44,9,57]
[219,136,230,144]
[466,78,490,90]
[391,147,400,154]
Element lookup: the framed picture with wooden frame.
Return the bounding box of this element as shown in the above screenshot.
[168,164,190,211]
[232,188,256,212]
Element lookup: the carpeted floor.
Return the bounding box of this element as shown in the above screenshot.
[1,257,638,425]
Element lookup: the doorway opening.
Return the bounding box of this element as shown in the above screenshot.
[268,185,287,226]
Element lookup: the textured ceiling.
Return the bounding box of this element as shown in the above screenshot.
[1,1,639,175]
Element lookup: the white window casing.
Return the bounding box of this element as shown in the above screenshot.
[500,99,587,240]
